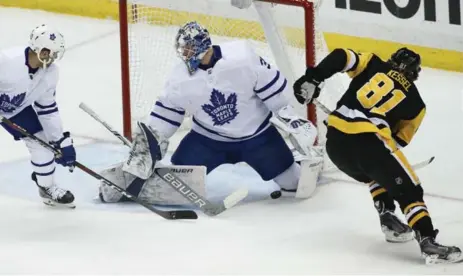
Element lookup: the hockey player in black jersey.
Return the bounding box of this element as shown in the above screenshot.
[293,47,462,264]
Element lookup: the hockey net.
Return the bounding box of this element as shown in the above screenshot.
[119,0,350,169]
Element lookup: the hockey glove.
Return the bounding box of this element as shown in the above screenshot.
[51,132,76,172]
[293,67,323,105]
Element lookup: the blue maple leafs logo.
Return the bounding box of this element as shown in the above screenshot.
[50,33,56,41]
[0,92,26,113]
[202,89,239,126]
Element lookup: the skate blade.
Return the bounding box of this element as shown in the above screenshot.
[382,226,414,243]
[424,252,463,265]
[42,198,76,209]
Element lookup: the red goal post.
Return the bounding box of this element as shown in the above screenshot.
[118,0,324,141]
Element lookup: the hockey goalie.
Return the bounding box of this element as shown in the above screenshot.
[98,20,325,206]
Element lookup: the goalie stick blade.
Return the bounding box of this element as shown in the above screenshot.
[163,210,198,220]
[223,188,248,209]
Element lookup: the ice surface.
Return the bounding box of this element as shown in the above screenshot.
[0,7,463,274]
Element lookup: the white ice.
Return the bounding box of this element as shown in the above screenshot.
[1,7,463,274]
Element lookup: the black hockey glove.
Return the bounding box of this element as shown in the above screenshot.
[293,67,323,105]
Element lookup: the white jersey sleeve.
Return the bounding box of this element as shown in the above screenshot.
[33,65,64,142]
[148,79,186,139]
[250,49,290,112]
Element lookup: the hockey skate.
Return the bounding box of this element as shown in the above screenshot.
[32,173,75,208]
[375,201,414,243]
[416,229,463,265]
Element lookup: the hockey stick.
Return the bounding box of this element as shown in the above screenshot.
[321,156,435,184]
[0,115,197,220]
[79,102,249,216]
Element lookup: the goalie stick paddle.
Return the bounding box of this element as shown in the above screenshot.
[0,115,197,220]
[79,102,249,216]
[155,167,248,216]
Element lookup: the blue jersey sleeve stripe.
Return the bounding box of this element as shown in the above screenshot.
[254,71,280,93]
[37,108,59,115]
[155,101,186,115]
[262,79,287,102]
[34,102,57,109]
[150,112,181,127]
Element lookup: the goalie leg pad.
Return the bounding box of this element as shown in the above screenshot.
[273,162,300,191]
[99,162,137,203]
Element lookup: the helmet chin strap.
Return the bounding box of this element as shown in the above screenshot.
[36,52,53,69]
[34,47,56,69]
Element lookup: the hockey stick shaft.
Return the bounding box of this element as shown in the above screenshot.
[79,102,132,147]
[79,102,248,216]
[321,156,435,184]
[0,115,197,220]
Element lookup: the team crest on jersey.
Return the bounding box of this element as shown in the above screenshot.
[202,89,239,126]
[0,92,26,113]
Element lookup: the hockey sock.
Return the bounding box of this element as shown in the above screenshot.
[369,182,396,212]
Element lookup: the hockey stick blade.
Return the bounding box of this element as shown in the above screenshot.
[0,115,197,220]
[155,168,248,216]
[76,164,197,220]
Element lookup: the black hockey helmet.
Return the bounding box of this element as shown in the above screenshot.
[388,47,421,81]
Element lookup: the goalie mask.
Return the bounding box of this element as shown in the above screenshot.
[175,21,212,74]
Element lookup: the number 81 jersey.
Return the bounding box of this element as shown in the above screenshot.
[327,49,426,148]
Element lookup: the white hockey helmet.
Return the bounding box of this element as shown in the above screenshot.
[29,24,65,66]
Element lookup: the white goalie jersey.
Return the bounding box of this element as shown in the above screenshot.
[148,40,292,142]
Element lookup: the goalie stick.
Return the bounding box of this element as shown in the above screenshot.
[79,102,249,216]
[0,115,197,220]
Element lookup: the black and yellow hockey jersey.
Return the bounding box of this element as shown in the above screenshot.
[320,49,425,149]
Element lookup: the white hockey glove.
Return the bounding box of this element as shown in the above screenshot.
[122,121,169,180]
[293,67,323,105]
[270,105,317,157]
[231,0,253,9]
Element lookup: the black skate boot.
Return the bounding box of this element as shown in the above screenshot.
[32,173,75,208]
[416,229,463,264]
[375,201,414,243]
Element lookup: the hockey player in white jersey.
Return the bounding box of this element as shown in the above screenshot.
[99,21,323,204]
[0,25,76,207]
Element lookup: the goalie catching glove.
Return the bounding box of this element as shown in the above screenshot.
[270,105,317,158]
[122,121,169,180]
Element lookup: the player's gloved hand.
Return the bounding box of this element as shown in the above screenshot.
[231,0,252,9]
[51,132,76,172]
[293,67,323,105]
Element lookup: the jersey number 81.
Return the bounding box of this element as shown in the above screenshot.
[356,72,406,116]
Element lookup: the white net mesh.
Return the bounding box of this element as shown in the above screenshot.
[125,0,349,151]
